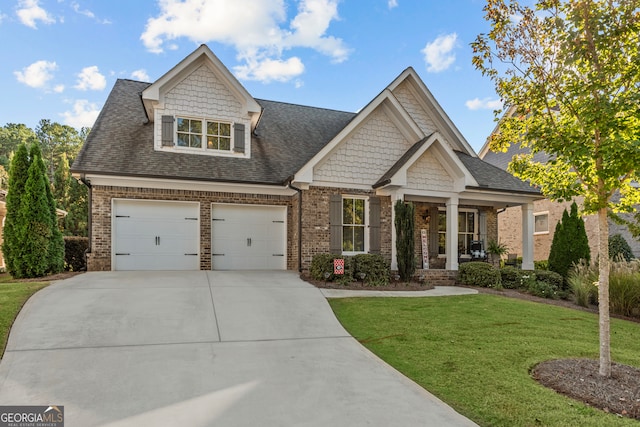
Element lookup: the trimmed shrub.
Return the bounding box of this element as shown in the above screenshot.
[3,144,30,277]
[309,254,354,285]
[548,202,590,279]
[534,260,549,270]
[609,234,634,261]
[64,236,88,271]
[527,279,561,299]
[353,254,390,286]
[534,269,564,291]
[394,200,415,282]
[499,266,527,289]
[458,262,502,288]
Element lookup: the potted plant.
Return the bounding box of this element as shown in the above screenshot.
[486,239,509,267]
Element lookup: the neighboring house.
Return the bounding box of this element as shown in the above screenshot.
[480,130,640,261]
[71,44,541,274]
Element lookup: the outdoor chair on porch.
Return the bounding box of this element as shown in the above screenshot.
[505,253,519,268]
[470,240,487,262]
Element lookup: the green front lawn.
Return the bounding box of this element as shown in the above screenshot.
[329,294,640,427]
[0,279,48,358]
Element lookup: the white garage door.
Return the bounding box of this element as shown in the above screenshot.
[113,200,200,271]
[211,204,286,270]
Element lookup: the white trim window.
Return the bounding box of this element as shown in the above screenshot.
[342,196,368,254]
[534,212,549,234]
[437,208,478,256]
[177,117,232,151]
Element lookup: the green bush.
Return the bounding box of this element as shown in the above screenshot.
[534,260,549,270]
[353,254,390,286]
[609,234,634,261]
[64,236,88,271]
[499,266,527,289]
[568,260,598,307]
[609,260,640,318]
[548,202,590,279]
[394,201,415,282]
[458,262,502,289]
[534,269,565,291]
[527,279,561,299]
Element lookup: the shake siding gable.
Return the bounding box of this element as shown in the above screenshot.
[407,150,454,192]
[392,81,437,137]
[314,108,413,185]
[153,64,249,150]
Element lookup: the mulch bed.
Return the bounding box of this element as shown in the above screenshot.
[532,359,640,419]
[0,271,84,283]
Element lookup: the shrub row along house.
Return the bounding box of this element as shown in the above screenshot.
[71,45,540,274]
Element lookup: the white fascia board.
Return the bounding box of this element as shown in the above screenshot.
[310,181,377,191]
[430,141,480,190]
[389,68,477,157]
[84,174,297,197]
[460,189,542,206]
[142,45,261,124]
[294,89,423,184]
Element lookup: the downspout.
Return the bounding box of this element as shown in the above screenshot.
[79,175,92,270]
[285,176,303,273]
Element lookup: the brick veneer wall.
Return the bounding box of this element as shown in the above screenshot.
[88,185,295,271]
[299,186,392,271]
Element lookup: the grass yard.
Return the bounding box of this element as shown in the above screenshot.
[329,294,640,427]
[0,278,48,358]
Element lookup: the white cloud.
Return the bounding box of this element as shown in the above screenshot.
[388,0,398,9]
[465,97,503,111]
[71,1,111,24]
[14,60,57,88]
[140,0,349,83]
[54,84,65,93]
[421,33,457,73]
[16,0,55,29]
[131,69,150,82]
[234,56,305,82]
[75,66,106,91]
[61,99,100,128]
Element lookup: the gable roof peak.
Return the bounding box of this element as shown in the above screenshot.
[141,44,261,127]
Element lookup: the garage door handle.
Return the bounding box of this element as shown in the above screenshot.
[247,238,251,247]
[272,254,284,257]
[116,253,130,256]
[184,253,198,256]
[212,253,225,256]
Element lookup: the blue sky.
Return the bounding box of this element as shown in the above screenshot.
[0,0,502,152]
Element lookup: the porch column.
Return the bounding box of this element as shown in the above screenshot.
[522,203,534,270]
[446,196,459,270]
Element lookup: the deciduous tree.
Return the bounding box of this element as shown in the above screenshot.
[472,0,640,376]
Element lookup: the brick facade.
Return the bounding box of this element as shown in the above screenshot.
[87,185,295,271]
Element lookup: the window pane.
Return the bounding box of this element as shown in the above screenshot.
[438,212,446,232]
[177,134,188,147]
[458,234,466,254]
[190,134,201,148]
[177,118,189,132]
[343,199,353,224]
[438,233,446,254]
[207,137,218,150]
[354,226,365,252]
[219,137,230,151]
[535,214,548,233]
[467,212,475,233]
[207,121,218,135]
[342,226,354,251]
[354,199,365,225]
[458,212,465,232]
[190,120,202,134]
[220,123,231,137]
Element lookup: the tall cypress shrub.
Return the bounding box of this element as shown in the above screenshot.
[548,202,590,279]
[395,200,415,282]
[18,150,53,278]
[31,144,64,273]
[3,144,30,277]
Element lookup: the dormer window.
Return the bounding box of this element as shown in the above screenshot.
[176,117,232,151]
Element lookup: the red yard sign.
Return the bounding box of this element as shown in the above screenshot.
[333,258,345,275]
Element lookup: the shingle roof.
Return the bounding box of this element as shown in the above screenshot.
[71,79,356,185]
[481,141,550,171]
[455,151,540,194]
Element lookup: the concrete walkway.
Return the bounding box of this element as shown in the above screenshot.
[0,271,477,427]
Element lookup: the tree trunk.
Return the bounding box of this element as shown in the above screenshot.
[597,206,611,377]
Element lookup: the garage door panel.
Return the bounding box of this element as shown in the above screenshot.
[113,200,200,271]
[211,204,286,270]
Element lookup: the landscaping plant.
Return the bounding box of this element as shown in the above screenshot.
[548,202,591,280]
[458,261,502,289]
[394,200,415,282]
[609,234,634,262]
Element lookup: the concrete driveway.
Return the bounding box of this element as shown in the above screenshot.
[0,271,477,426]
